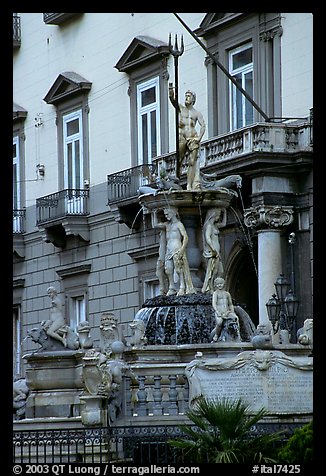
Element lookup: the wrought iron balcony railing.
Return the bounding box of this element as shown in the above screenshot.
[36,189,89,225]
[107,121,313,205]
[107,163,158,204]
[13,209,25,233]
[13,14,21,48]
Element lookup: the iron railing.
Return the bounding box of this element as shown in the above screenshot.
[13,209,25,233]
[13,425,190,464]
[13,14,21,47]
[107,163,158,204]
[13,422,300,464]
[107,121,313,204]
[36,189,89,225]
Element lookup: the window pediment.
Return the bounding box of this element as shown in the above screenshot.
[115,35,169,73]
[195,13,249,36]
[13,102,27,122]
[43,71,92,105]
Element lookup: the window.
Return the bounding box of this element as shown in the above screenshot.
[115,36,170,167]
[13,136,20,210]
[137,77,161,165]
[143,279,160,301]
[63,109,83,190]
[229,43,253,130]
[13,306,21,376]
[70,295,86,332]
[196,13,282,135]
[62,109,86,214]
[43,71,91,192]
[13,134,25,234]
[56,264,91,330]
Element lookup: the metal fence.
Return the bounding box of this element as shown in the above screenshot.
[13,425,188,464]
[13,422,300,465]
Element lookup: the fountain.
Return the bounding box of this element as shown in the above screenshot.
[132,71,256,346]
[134,164,257,345]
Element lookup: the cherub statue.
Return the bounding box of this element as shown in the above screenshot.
[211,277,240,342]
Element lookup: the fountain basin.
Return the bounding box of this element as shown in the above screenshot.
[139,189,236,213]
[134,294,216,345]
[134,293,257,345]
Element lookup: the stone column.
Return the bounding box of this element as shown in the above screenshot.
[244,205,294,329]
[257,229,282,327]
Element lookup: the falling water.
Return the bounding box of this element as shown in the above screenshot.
[134,294,216,345]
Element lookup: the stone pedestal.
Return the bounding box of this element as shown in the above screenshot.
[24,350,84,418]
[80,395,108,426]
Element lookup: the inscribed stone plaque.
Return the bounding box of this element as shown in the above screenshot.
[185,350,313,415]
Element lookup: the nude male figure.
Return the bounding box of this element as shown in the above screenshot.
[152,207,195,296]
[169,86,206,190]
[42,286,67,346]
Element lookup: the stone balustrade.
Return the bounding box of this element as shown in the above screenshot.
[121,363,189,422]
[155,121,312,177]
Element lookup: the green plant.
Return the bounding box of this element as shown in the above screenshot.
[277,420,313,463]
[169,396,283,463]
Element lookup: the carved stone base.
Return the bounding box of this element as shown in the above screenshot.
[80,395,108,426]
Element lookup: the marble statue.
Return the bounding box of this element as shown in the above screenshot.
[28,326,79,351]
[156,226,168,295]
[82,345,132,423]
[129,319,147,346]
[77,320,94,349]
[200,172,242,194]
[252,323,272,348]
[201,207,226,293]
[13,377,29,420]
[152,207,195,296]
[169,86,206,190]
[156,173,183,192]
[42,286,68,347]
[211,277,240,342]
[297,318,313,346]
[99,312,120,356]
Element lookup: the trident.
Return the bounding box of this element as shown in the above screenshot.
[168,33,184,178]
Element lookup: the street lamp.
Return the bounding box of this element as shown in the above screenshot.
[266,294,281,334]
[266,273,299,342]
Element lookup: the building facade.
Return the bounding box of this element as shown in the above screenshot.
[13,12,313,381]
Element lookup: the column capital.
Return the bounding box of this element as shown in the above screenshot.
[244,205,294,229]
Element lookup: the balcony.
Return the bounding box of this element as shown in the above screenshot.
[13,209,25,258]
[36,189,89,247]
[107,163,158,228]
[107,121,313,227]
[43,13,80,25]
[13,14,21,48]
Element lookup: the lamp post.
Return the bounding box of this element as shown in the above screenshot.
[266,273,299,343]
[288,232,296,292]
